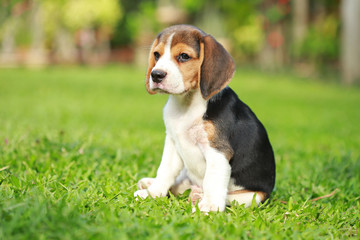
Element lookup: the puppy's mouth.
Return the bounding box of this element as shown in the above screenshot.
[153,87,170,94]
[151,82,168,93]
[151,81,174,94]
[151,82,187,95]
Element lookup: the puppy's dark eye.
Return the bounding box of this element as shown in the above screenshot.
[177,53,191,63]
[154,52,160,61]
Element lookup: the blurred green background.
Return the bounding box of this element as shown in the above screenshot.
[1,0,360,84]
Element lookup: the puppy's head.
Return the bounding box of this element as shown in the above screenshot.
[145,25,235,100]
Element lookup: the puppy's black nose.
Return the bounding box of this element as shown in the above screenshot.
[151,70,167,83]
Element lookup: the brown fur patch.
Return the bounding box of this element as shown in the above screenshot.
[145,38,160,94]
[164,26,205,92]
[197,42,204,89]
[203,120,234,160]
[153,42,165,56]
[170,26,205,53]
[169,29,204,92]
[171,43,202,91]
[200,35,235,100]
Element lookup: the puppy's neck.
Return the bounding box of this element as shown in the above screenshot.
[165,89,207,119]
[168,90,205,108]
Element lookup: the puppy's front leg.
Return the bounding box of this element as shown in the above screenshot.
[134,135,183,199]
[198,148,231,212]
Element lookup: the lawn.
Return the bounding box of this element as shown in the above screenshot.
[0,66,359,239]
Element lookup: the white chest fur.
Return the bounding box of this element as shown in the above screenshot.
[163,91,208,186]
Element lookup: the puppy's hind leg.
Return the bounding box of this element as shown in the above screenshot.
[227,190,268,208]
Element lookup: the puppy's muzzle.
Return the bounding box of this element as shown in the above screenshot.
[151,69,167,83]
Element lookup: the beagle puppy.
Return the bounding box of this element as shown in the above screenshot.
[134,25,275,212]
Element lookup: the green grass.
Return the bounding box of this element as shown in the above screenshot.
[0,66,359,239]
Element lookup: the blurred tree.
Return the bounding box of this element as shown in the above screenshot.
[111,0,145,47]
[0,0,28,66]
[189,0,225,39]
[298,15,339,63]
[1,0,123,65]
[292,1,340,76]
[220,0,263,61]
[292,0,308,47]
[181,0,264,61]
[0,20,18,66]
[0,14,19,66]
[157,0,187,25]
[259,0,290,70]
[0,0,23,24]
[341,0,360,85]
[133,1,161,66]
[62,0,122,64]
[42,0,77,63]
[26,0,47,67]
[62,0,121,30]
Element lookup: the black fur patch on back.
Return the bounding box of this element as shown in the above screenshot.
[203,87,276,196]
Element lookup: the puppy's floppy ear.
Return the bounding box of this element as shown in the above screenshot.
[200,35,235,100]
[145,38,159,95]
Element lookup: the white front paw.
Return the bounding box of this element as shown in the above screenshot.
[134,189,150,200]
[134,186,167,200]
[137,178,155,190]
[198,197,226,212]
